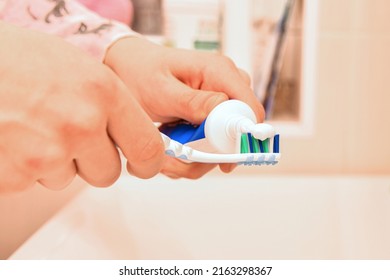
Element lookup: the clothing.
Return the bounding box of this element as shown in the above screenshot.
[76,0,133,25]
[0,0,136,61]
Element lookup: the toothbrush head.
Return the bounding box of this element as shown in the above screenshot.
[239,132,279,153]
[236,132,280,165]
[162,133,281,165]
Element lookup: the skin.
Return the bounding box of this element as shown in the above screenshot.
[104,37,265,179]
[0,22,165,193]
[0,22,265,192]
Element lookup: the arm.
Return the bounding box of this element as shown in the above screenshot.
[0,0,136,61]
[0,21,164,192]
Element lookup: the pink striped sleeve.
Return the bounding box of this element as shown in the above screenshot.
[0,0,137,61]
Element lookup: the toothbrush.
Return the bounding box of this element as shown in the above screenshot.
[161,133,280,165]
[160,100,281,166]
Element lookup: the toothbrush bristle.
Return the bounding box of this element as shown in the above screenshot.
[262,138,270,153]
[240,134,250,153]
[250,134,261,153]
[248,133,254,153]
[240,133,273,154]
[273,134,280,153]
[259,138,264,153]
[236,133,280,165]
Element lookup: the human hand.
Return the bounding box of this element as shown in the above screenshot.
[0,23,165,192]
[104,37,265,179]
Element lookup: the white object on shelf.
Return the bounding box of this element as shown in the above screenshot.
[164,0,221,50]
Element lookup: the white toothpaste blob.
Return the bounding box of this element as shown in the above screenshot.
[249,123,275,141]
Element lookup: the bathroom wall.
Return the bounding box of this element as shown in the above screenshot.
[238,0,390,175]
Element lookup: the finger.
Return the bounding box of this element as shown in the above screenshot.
[75,134,121,187]
[206,65,264,121]
[161,156,217,179]
[167,79,228,124]
[219,163,237,173]
[192,55,265,122]
[108,83,165,179]
[38,161,77,190]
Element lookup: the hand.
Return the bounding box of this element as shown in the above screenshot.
[0,23,165,192]
[104,37,265,179]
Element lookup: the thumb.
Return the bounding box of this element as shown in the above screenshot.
[172,81,228,124]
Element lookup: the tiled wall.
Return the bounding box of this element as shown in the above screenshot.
[319,0,390,174]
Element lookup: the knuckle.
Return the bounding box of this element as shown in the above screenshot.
[80,68,122,107]
[63,102,105,137]
[137,135,165,163]
[200,53,237,77]
[179,91,200,116]
[178,91,227,123]
[221,55,237,68]
[24,143,69,172]
[128,135,165,178]
[82,69,115,95]
[212,53,237,69]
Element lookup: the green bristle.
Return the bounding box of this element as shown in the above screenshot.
[240,134,250,153]
[251,135,260,153]
[261,138,270,153]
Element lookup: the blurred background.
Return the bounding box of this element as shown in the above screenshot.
[127,0,390,175]
[0,0,389,259]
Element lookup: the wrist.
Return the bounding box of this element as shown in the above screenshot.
[104,36,156,70]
